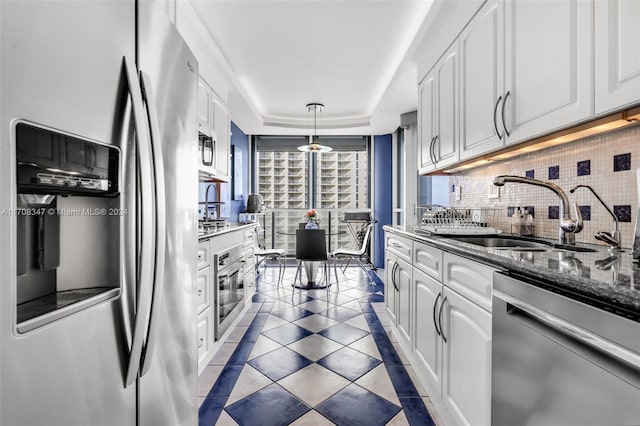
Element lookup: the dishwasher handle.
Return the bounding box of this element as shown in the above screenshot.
[497,290,640,374]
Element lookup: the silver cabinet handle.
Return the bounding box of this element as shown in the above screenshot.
[439,296,448,343]
[139,70,168,377]
[433,291,442,337]
[493,95,503,139]
[392,261,399,292]
[498,290,640,373]
[123,56,156,388]
[428,136,435,166]
[501,91,511,137]
[389,242,403,248]
[432,135,439,165]
[197,289,203,296]
[198,338,204,348]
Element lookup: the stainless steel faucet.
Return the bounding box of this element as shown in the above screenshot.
[204,183,217,221]
[493,175,583,244]
[570,184,621,250]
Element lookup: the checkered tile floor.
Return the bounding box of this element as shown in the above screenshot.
[198,265,443,425]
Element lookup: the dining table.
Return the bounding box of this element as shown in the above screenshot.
[276,229,346,289]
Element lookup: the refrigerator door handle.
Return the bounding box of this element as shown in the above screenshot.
[123,56,157,387]
[139,71,167,377]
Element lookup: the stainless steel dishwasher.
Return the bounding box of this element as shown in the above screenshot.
[492,272,640,426]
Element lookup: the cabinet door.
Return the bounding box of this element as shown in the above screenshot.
[441,287,491,426]
[384,252,397,324]
[197,77,212,136]
[595,0,640,114]
[396,258,412,345]
[413,268,443,395]
[459,0,505,160]
[504,0,593,145]
[434,42,459,168]
[418,73,437,174]
[213,98,230,178]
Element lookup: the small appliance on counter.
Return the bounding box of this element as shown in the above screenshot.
[246,193,265,213]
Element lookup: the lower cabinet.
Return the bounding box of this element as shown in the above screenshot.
[197,307,212,372]
[413,268,443,392]
[384,229,494,426]
[385,252,398,323]
[441,286,492,426]
[396,257,412,345]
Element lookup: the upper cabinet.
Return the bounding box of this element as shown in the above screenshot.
[503,0,593,145]
[459,0,504,160]
[418,43,460,174]
[458,0,592,160]
[419,0,636,172]
[595,0,640,114]
[198,76,230,182]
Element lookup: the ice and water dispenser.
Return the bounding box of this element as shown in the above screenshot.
[15,122,121,333]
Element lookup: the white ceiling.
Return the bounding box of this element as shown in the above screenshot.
[189,0,434,135]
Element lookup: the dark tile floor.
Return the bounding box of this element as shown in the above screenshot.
[198,264,443,425]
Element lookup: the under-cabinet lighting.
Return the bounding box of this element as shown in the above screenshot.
[439,106,640,174]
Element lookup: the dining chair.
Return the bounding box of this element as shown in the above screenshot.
[294,229,331,297]
[330,223,374,287]
[254,228,286,288]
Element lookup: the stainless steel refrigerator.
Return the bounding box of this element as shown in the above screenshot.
[0,1,198,425]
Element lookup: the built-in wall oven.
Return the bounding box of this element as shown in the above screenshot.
[214,244,245,339]
[492,272,640,426]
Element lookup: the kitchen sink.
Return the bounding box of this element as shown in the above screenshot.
[445,236,598,253]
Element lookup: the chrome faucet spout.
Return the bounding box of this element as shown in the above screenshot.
[204,183,217,221]
[493,175,583,244]
[570,184,621,249]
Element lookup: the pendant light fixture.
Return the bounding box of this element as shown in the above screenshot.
[298,103,332,153]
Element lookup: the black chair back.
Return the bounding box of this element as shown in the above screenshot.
[295,229,327,261]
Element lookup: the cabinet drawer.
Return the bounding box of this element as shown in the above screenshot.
[198,239,210,270]
[197,266,210,314]
[443,252,496,311]
[243,228,257,246]
[385,232,412,262]
[413,241,442,280]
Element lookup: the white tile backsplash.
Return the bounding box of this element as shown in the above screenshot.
[449,125,640,248]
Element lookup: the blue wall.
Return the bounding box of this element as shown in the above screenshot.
[373,134,393,269]
[229,121,250,221]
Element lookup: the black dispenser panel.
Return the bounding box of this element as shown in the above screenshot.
[16,123,120,196]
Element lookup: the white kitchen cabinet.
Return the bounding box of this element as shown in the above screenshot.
[197,307,212,374]
[243,228,257,301]
[385,232,412,263]
[441,286,492,426]
[395,256,412,345]
[595,0,640,114]
[197,238,213,374]
[384,228,494,426]
[385,250,412,347]
[443,251,495,312]
[384,252,398,324]
[413,267,443,395]
[197,266,210,314]
[459,0,505,160]
[503,0,593,145]
[212,97,230,179]
[198,77,213,137]
[418,73,437,173]
[418,42,459,173]
[197,76,230,181]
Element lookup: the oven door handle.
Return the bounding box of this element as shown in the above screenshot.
[496,289,640,374]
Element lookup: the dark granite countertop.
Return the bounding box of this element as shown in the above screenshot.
[198,222,257,240]
[384,225,640,322]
